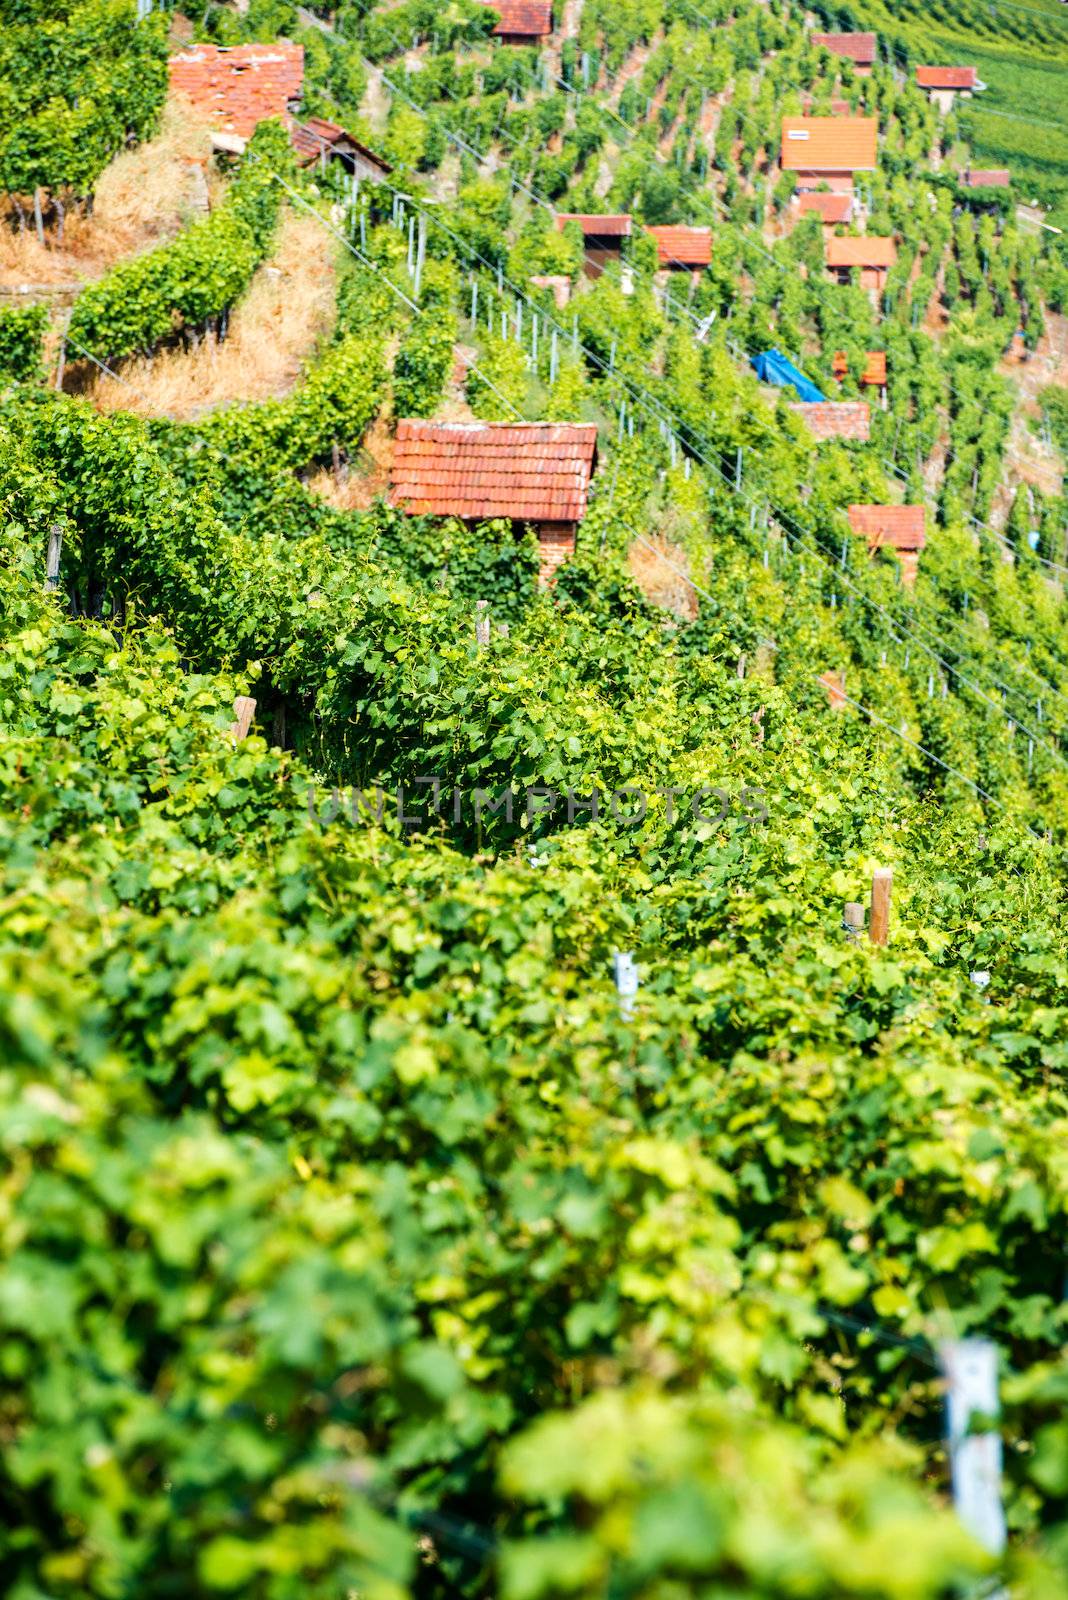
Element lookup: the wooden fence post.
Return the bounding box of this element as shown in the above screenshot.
[54,310,71,392]
[475,600,491,648]
[842,902,865,943]
[869,867,892,946]
[230,696,257,741]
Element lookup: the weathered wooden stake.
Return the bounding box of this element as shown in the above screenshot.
[54,310,71,391]
[230,695,257,741]
[869,867,892,946]
[842,902,865,943]
[475,600,491,648]
[45,524,63,591]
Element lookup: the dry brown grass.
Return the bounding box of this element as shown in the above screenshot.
[628,533,699,621]
[307,411,396,512]
[89,209,339,420]
[0,98,218,290]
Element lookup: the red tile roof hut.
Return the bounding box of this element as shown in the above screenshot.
[291,117,393,180]
[390,422,600,585]
[916,66,983,111]
[826,234,896,292]
[477,0,554,43]
[170,45,391,179]
[645,225,712,286]
[555,213,632,278]
[168,42,304,138]
[848,505,926,586]
[811,32,877,73]
[781,117,878,194]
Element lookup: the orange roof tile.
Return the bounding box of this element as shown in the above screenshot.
[646,225,712,267]
[848,504,926,550]
[476,0,554,35]
[554,213,633,237]
[781,116,878,172]
[797,192,853,223]
[916,66,977,89]
[826,235,896,268]
[832,350,887,386]
[390,421,599,525]
[169,42,304,138]
[812,31,876,63]
[790,402,870,440]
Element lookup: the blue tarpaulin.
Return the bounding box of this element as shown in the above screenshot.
[750,349,825,403]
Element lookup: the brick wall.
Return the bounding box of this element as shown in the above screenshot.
[536,523,577,586]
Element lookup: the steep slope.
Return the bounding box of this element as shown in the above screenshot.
[1,3,1068,1597]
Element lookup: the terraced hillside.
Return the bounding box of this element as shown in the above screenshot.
[2,2,1068,1597]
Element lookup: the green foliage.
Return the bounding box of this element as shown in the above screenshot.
[393,260,459,417]
[507,215,583,284]
[0,0,168,199]
[466,330,530,419]
[0,303,47,384]
[342,501,540,617]
[357,0,496,62]
[3,476,1068,1592]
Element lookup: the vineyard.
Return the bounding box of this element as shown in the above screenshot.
[2,0,1068,1597]
[808,0,1068,226]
